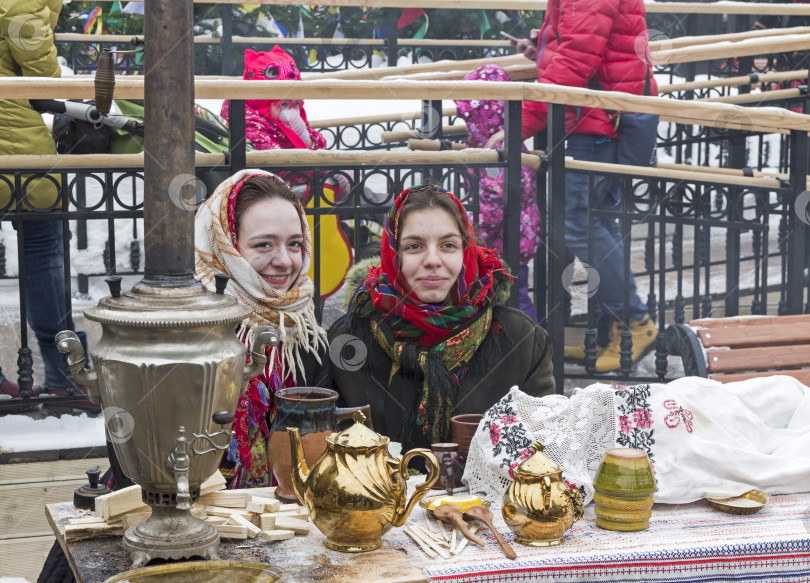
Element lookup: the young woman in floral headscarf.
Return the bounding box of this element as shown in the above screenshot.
[329,184,554,453]
[195,169,330,488]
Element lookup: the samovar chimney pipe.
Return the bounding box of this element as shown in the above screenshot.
[142,0,196,285]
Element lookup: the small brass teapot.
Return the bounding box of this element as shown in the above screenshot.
[501,441,584,546]
[289,411,439,552]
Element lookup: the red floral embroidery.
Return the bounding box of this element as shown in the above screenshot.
[619,415,631,434]
[489,421,502,445]
[633,408,653,429]
[501,414,517,425]
[663,399,694,433]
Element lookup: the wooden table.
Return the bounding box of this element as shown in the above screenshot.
[45,502,427,583]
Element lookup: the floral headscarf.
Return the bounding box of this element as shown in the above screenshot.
[348,184,507,347]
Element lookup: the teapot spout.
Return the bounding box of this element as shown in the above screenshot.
[287,428,309,505]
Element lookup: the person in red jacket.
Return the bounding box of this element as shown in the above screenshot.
[488,0,658,372]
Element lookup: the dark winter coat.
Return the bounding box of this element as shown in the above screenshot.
[327,260,555,451]
[522,0,658,139]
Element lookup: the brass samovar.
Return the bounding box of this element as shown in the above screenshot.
[55,0,275,567]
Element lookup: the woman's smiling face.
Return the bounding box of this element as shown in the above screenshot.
[398,208,464,304]
[236,197,304,293]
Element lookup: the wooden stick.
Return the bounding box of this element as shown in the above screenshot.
[436,518,450,542]
[403,526,438,558]
[408,138,466,152]
[73,0,810,17]
[450,528,457,554]
[451,524,481,556]
[382,124,468,144]
[653,32,810,66]
[649,25,810,52]
[405,525,451,559]
[423,510,436,534]
[660,69,809,94]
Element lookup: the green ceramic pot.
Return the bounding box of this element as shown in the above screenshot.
[593,447,656,531]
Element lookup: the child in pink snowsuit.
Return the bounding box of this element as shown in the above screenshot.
[454,65,542,321]
[221,45,350,197]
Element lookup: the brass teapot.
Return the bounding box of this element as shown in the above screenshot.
[289,411,439,552]
[501,441,584,546]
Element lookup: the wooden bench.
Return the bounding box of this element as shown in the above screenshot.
[665,314,810,384]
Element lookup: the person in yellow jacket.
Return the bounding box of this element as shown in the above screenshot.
[0,0,92,408]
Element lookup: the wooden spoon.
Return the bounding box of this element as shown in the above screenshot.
[433,504,485,547]
[464,505,517,560]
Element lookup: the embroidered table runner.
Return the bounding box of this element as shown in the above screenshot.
[387,492,810,582]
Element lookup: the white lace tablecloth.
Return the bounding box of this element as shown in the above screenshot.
[386,492,810,582]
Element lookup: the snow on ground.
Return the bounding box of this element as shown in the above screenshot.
[0,413,105,453]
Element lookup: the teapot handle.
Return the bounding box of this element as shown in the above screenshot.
[391,448,439,528]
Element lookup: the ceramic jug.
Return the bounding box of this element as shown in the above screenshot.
[268,387,368,503]
[289,411,439,552]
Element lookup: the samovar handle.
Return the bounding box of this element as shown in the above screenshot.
[243,326,280,381]
[391,448,440,527]
[55,330,100,403]
[192,410,235,456]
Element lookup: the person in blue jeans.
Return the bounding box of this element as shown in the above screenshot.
[0,221,91,406]
[486,0,658,371]
[0,0,94,408]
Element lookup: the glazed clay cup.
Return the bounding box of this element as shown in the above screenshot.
[593,447,656,531]
[268,387,368,503]
[451,414,483,461]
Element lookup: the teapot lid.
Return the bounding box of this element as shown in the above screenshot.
[330,411,387,449]
[514,441,562,477]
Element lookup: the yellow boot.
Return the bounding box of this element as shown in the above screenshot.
[594,316,658,373]
[564,344,605,360]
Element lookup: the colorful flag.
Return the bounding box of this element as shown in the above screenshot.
[397,8,425,30]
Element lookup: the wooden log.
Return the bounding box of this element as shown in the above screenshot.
[205,506,254,520]
[258,529,295,542]
[273,516,310,535]
[216,524,247,540]
[408,138,466,152]
[66,516,106,525]
[204,516,229,526]
[699,87,802,105]
[199,470,227,497]
[566,159,781,189]
[260,513,276,531]
[660,69,809,94]
[65,1,810,17]
[249,496,281,513]
[277,503,303,512]
[198,491,249,508]
[649,25,810,52]
[310,106,456,129]
[382,124,467,144]
[228,513,262,539]
[653,33,810,66]
[64,522,124,543]
[233,486,277,497]
[94,485,148,523]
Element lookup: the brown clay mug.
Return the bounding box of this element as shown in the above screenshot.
[268,387,369,503]
[451,414,483,461]
[430,442,465,494]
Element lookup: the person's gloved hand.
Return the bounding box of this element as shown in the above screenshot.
[279,107,313,148]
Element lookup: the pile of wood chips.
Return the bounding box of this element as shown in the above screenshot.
[63,470,310,543]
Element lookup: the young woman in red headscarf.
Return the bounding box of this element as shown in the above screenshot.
[329,184,554,453]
